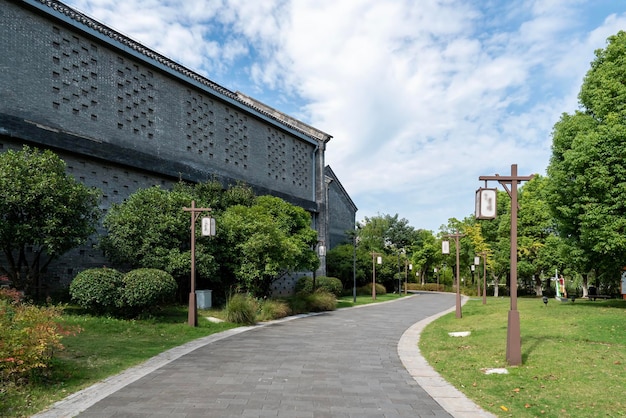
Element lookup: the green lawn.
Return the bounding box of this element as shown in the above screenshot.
[3,295,624,418]
[0,306,237,418]
[337,292,406,308]
[419,296,626,417]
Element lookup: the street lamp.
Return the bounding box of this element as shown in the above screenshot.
[443,231,464,319]
[478,164,533,366]
[352,232,357,303]
[405,263,412,295]
[183,201,215,327]
[470,264,475,291]
[372,252,382,300]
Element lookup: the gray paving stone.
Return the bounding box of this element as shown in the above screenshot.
[34,293,495,418]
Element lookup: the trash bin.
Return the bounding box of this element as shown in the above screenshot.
[196,290,212,309]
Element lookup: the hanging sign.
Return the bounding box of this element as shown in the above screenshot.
[201,217,216,236]
[475,188,497,219]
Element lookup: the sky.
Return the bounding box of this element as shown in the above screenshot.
[64,0,626,232]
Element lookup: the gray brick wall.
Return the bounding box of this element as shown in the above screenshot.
[0,0,355,294]
[0,0,316,202]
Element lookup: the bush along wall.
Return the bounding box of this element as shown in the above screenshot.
[69,267,177,317]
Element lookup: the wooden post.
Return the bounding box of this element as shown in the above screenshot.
[183,201,212,327]
[479,164,533,366]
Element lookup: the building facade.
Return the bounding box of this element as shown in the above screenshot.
[0,0,356,293]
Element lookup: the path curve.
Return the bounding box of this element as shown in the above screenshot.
[34,293,494,418]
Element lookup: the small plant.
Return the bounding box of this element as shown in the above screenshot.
[224,293,258,325]
[69,267,124,314]
[0,289,79,383]
[258,299,291,321]
[306,290,337,312]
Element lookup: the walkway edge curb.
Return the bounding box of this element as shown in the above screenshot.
[397,295,496,418]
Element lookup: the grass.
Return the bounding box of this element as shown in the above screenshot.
[337,292,406,308]
[0,306,237,418]
[419,296,626,417]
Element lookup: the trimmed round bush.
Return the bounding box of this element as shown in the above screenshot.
[295,276,343,296]
[69,267,124,313]
[121,268,177,309]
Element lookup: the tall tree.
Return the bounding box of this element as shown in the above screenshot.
[220,195,319,297]
[0,146,100,295]
[357,214,417,252]
[547,31,626,291]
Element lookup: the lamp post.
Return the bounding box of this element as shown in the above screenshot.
[476,252,487,304]
[470,264,475,291]
[371,252,382,300]
[183,201,214,327]
[478,164,533,366]
[352,233,357,303]
[443,230,465,319]
[405,262,412,295]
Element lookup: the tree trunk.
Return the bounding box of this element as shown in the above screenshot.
[581,273,589,298]
[533,274,543,296]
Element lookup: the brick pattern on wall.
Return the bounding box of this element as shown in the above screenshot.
[51,25,100,122]
[114,56,156,139]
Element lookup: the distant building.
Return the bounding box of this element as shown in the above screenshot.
[0,0,356,294]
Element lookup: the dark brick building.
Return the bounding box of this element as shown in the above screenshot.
[0,0,356,294]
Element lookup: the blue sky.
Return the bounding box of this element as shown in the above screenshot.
[65,0,626,232]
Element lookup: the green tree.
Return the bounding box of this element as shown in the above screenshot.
[326,242,371,290]
[357,214,417,252]
[546,31,626,293]
[220,195,319,297]
[101,185,211,282]
[410,229,440,285]
[517,175,561,295]
[0,146,100,296]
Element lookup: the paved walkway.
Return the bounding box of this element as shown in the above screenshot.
[34,292,495,418]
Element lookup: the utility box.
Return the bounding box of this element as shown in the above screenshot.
[196,290,212,309]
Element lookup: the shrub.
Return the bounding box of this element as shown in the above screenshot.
[0,290,79,383]
[122,268,177,310]
[288,289,337,314]
[69,268,124,314]
[224,293,257,325]
[306,290,337,312]
[258,299,291,321]
[295,276,343,296]
[357,283,387,296]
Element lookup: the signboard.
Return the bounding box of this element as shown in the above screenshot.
[475,188,497,219]
[442,240,450,255]
[201,217,215,236]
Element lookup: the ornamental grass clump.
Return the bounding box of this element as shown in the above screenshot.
[224,293,258,325]
[258,299,291,321]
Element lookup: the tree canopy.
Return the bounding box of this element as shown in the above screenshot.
[220,195,319,297]
[547,30,626,283]
[0,146,100,294]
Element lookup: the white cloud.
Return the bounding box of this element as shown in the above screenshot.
[64,0,626,231]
